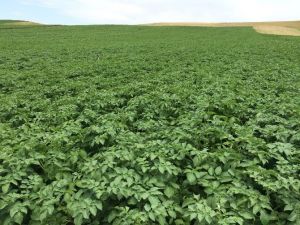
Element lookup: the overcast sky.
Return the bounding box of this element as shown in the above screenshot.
[1,0,300,25]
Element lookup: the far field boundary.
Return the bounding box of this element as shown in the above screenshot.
[148,21,300,36]
[2,20,300,36]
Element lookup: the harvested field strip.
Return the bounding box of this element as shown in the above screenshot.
[149,21,300,36]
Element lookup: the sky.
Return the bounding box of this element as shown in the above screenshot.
[1,0,300,25]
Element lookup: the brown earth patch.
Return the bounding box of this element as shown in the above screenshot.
[254,25,300,36]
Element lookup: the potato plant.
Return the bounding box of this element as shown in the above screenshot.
[0,24,299,225]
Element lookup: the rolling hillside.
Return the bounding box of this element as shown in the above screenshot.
[0,20,41,28]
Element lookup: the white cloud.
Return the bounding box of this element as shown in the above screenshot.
[20,0,300,24]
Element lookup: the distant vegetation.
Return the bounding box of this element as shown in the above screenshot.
[0,20,22,23]
[0,23,299,225]
[0,20,41,28]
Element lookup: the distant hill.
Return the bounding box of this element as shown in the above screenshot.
[148,21,300,36]
[0,20,41,27]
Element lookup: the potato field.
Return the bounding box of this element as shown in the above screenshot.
[0,24,299,225]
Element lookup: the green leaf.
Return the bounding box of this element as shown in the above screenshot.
[190,213,197,220]
[0,201,7,210]
[90,206,97,216]
[287,211,297,222]
[187,173,196,183]
[283,204,293,211]
[260,210,270,225]
[174,219,185,225]
[39,211,48,221]
[82,210,89,219]
[158,215,166,225]
[208,167,214,176]
[144,204,151,212]
[107,211,118,223]
[164,187,175,198]
[149,212,155,221]
[141,192,149,200]
[197,214,204,223]
[169,210,176,218]
[240,212,253,219]
[128,197,137,205]
[14,212,24,225]
[74,215,83,225]
[205,215,212,224]
[2,183,10,194]
[10,206,18,217]
[95,202,102,210]
[215,166,222,175]
[149,196,160,208]
[253,205,260,214]
[158,166,165,174]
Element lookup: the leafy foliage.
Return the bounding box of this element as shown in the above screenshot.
[0,25,299,225]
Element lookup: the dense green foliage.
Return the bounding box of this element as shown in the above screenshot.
[0,24,299,225]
